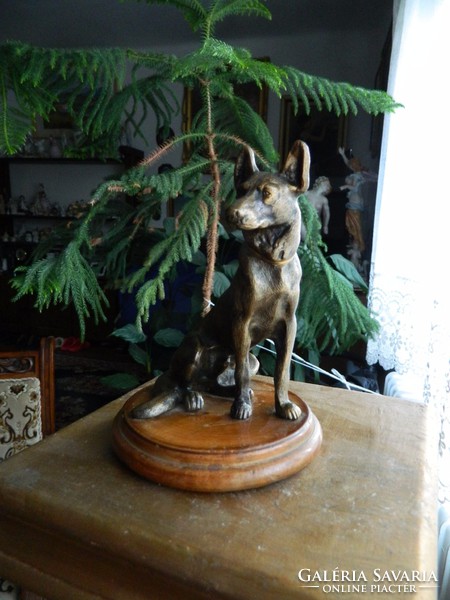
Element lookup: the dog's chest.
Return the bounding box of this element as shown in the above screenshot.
[247,257,301,302]
[242,259,300,342]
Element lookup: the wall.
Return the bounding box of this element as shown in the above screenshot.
[2,3,393,239]
[8,162,123,215]
[127,20,392,174]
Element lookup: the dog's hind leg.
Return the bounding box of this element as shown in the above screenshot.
[129,388,182,419]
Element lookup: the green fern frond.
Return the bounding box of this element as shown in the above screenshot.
[171,46,232,83]
[297,196,378,354]
[1,42,129,155]
[176,40,286,97]
[0,99,30,156]
[125,50,178,74]
[13,43,126,91]
[133,0,270,37]
[133,189,212,324]
[283,65,400,116]
[205,0,270,37]
[208,0,271,25]
[192,96,277,162]
[103,235,138,280]
[122,70,178,138]
[0,45,56,153]
[99,153,210,201]
[12,244,108,339]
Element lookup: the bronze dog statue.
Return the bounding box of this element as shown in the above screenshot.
[131,140,310,421]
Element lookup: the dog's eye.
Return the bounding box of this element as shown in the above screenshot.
[262,187,272,202]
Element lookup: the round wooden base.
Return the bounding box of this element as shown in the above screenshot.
[112,379,322,492]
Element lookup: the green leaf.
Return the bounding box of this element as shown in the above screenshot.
[101,372,140,391]
[190,250,207,266]
[231,230,244,242]
[111,324,147,344]
[154,327,185,347]
[129,343,149,367]
[217,222,229,239]
[213,271,230,297]
[329,254,368,293]
[222,260,239,278]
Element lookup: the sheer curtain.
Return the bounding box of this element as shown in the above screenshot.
[366,0,450,503]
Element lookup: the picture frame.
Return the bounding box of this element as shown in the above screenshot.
[34,102,76,138]
[278,96,348,178]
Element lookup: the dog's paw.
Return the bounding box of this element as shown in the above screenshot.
[230,399,252,420]
[184,390,204,412]
[276,401,302,421]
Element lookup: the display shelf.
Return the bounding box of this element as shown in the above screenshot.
[0,155,124,336]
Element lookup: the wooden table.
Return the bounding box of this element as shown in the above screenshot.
[0,377,438,599]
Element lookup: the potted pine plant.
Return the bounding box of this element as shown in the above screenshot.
[0,0,399,378]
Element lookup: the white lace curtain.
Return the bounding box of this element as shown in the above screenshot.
[366,0,450,503]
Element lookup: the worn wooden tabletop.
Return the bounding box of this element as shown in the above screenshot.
[0,376,438,599]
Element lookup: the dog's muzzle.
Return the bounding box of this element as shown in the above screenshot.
[227,207,246,227]
[227,205,264,229]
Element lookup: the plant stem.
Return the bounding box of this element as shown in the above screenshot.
[202,80,221,315]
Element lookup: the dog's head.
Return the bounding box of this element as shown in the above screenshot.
[228,140,310,230]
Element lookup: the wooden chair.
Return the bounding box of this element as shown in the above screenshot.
[0,337,55,599]
[0,337,55,462]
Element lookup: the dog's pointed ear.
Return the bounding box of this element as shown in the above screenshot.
[281,140,310,193]
[235,145,259,194]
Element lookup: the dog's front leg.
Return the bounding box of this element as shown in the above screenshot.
[230,323,253,420]
[274,319,302,420]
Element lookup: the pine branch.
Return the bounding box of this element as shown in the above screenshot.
[209,0,271,23]
[0,42,180,157]
[297,196,378,354]
[132,189,211,325]
[0,85,30,155]
[207,96,277,162]
[282,65,401,116]
[12,244,108,340]
[0,44,59,154]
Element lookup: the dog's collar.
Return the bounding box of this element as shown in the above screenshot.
[247,245,295,266]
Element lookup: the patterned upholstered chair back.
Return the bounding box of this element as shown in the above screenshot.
[0,338,55,599]
[0,337,55,462]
